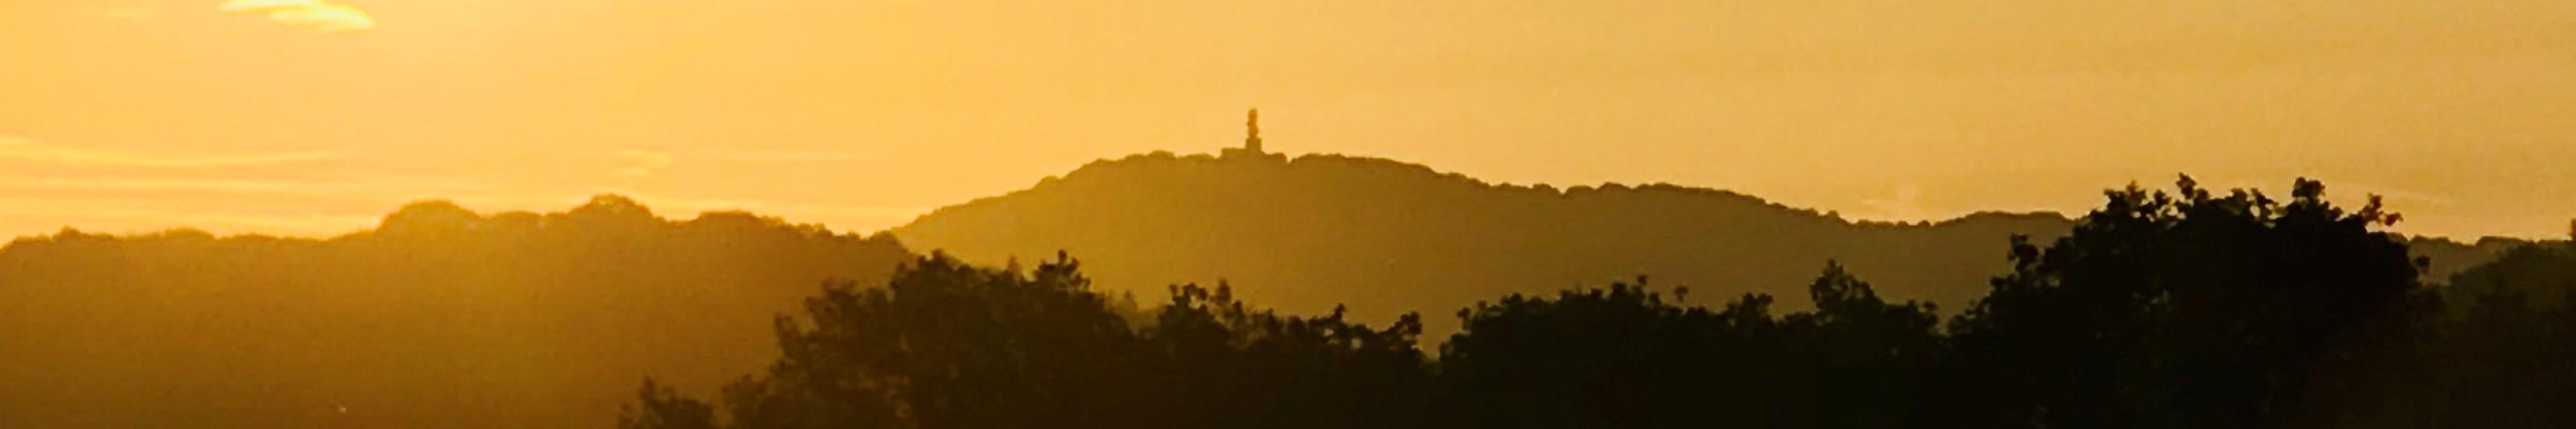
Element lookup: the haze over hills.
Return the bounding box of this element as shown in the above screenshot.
[0,143,2550,428]
[890,147,2543,333]
[2409,236,2545,287]
[890,148,2080,332]
[0,196,908,429]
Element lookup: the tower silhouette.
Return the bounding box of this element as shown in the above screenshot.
[1244,109,1263,154]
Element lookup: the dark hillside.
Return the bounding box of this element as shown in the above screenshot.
[891,151,2076,332]
[0,196,910,429]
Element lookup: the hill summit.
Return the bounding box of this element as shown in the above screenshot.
[892,149,2077,331]
[0,196,909,428]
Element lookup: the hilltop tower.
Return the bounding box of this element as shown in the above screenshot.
[1243,108,1264,154]
[1223,108,1278,161]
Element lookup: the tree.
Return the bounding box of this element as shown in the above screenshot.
[2317,240,2576,429]
[1437,266,1941,429]
[1140,282,1436,429]
[620,379,719,429]
[1934,176,2426,429]
[1437,278,1769,429]
[1792,262,1942,429]
[635,252,1437,429]
[716,252,1139,429]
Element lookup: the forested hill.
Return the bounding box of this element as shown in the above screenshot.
[1,151,2541,429]
[889,150,2077,330]
[0,196,910,429]
[891,151,2538,332]
[2410,235,2543,286]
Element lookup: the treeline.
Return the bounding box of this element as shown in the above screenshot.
[624,178,2576,429]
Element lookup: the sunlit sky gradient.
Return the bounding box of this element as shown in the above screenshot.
[4,0,2572,240]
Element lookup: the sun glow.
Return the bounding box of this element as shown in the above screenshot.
[217,0,374,33]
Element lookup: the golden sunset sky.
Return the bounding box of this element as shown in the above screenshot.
[3,0,2571,240]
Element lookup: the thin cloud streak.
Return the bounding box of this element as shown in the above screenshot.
[611,149,676,178]
[216,0,376,33]
[693,149,873,163]
[76,6,161,22]
[0,197,379,237]
[583,189,931,229]
[607,148,872,179]
[0,136,345,168]
[0,176,488,198]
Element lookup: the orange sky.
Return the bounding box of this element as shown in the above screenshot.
[3,0,2572,240]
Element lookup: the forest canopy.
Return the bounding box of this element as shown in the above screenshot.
[627,177,2576,429]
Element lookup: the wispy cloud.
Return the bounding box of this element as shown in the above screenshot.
[0,196,379,237]
[1856,184,1937,221]
[2336,183,2455,208]
[617,193,929,219]
[606,147,873,179]
[586,189,931,231]
[0,176,486,198]
[0,136,344,168]
[0,175,490,238]
[217,0,376,33]
[695,149,873,163]
[76,6,161,22]
[611,149,676,179]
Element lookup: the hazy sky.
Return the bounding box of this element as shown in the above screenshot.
[4,0,2571,240]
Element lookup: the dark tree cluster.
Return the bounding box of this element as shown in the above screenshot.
[1928,178,2432,429]
[625,178,2576,429]
[1438,264,1939,429]
[624,253,1438,429]
[2324,242,2576,429]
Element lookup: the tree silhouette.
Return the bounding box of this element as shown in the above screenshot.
[2309,240,2576,429]
[712,252,1138,429]
[650,252,1436,429]
[1437,265,1941,429]
[1437,277,1770,429]
[1139,282,1435,429]
[619,379,719,429]
[1933,176,2427,429]
[1793,262,1942,429]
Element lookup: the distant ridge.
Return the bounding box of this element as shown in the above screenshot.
[890,150,2079,333]
[0,196,910,429]
[891,149,2539,333]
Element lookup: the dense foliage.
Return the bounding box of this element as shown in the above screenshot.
[630,178,2576,429]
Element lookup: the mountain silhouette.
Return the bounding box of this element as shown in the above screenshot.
[890,151,2534,333]
[0,196,908,429]
[2,150,2541,428]
[890,150,2077,333]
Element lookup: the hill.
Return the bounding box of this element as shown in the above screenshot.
[2443,239,2576,311]
[2411,236,2541,285]
[3,148,2544,428]
[889,150,2078,333]
[891,151,2545,333]
[0,196,909,429]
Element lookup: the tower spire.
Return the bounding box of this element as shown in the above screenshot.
[1243,108,1263,154]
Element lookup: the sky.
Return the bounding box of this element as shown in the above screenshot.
[2,0,2572,240]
